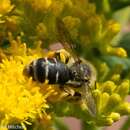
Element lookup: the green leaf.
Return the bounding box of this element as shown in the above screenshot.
[101,56,130,79]
[89,0,111,14]
[81,121,98,130]
[113,6,130,26]
[119,33,130,57]
[109,0,130,12]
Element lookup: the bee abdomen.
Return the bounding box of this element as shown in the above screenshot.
[32,58,71,84]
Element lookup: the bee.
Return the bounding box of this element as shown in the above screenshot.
[23,17,97,116]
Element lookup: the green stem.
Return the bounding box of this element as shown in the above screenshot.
[120,116,130,130]
[81,121,102,130]
[54,118,69,130]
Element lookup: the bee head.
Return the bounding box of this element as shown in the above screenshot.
[70,63,91,82]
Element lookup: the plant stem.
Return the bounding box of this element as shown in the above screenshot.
[120,116,130,130]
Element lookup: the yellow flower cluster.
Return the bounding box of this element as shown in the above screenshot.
[0,33,129,128]
[26,0,52,11]
[0,0,14,24]
[63,16,80,30]
[0,0,130,129]
[0,33,56,130]
[50,0,64,16]
[96,20,127,57]
[0,0,14,15]
[93,80,130,126]
[63,16,81,38]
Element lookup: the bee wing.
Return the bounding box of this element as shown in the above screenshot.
[82,83,96,117]
[56,17,80,63]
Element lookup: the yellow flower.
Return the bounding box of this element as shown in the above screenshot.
[92,80,130,126]
[0,0,14,15]
[36,23,48,39]
[107,20,121,34]
[63,16,80,29]
[26,0,52,11]
[5,16,20,32]
[106,46,127,57]
[50,0,64,16]
[0,33,56,129]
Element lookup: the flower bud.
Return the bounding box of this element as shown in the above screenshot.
[102,81,116,94]
[109,112,120,122]
[93,89,101,113]
[100,92,110,113]
[0,0,14,15]
[116,80,129,98]
[63,16,80,29]
[104,118,114,126]
[116,102,130,115]
[108,21,120,34]
[27,0,52,11]
[111,74,120,82]
[106,46,127,58]
[115,47,127,58]
[103,94,121,113]
[97,117,113,126]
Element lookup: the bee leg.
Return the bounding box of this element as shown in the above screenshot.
[71,92,81,101]
[63,86,75,96]
[59,85,76,100]
[59,85,75,95]
[55,49,71,64]
[66,92,82,102]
